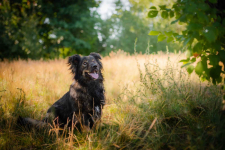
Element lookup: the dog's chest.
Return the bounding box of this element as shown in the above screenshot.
[70,83,101,112]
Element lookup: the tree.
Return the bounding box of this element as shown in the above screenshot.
[0,0,105,60]
[148,0,225,84]
[102,0,180,55]
[38,0,102,58]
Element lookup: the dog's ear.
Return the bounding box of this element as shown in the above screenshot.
[90,52,101,60]
[68,54,81,74]
[90,52,103,69]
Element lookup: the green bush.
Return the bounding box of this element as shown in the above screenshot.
[148,0,225,84]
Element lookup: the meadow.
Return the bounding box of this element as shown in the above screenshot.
[0,51,224,149]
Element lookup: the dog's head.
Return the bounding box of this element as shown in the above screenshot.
[68,53,103,83]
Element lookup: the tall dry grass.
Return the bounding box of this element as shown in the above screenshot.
[0,51,224,149]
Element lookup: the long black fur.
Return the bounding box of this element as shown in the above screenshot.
[18,53,105,131]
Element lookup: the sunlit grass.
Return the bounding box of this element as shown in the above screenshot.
[0,50,224,149]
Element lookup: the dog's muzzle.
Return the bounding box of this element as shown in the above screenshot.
[88,69,99,79]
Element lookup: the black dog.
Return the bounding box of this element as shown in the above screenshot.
[18,53,105,131]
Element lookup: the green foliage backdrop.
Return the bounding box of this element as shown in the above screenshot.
[0,0,104,60]
[0,0,182,60]
[102,0,181,55]
[148,0,225,84]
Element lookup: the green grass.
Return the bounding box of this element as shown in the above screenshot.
[0,54,225,150]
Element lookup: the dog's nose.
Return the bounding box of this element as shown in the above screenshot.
[92,64,97,69]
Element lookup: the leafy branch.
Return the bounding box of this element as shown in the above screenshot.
[148,0,225,84]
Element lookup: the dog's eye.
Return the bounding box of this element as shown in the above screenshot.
[83,62,87,65]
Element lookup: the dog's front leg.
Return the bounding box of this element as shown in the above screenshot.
[81,113,93,132]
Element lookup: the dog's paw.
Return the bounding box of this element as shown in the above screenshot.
[82,125,91,133]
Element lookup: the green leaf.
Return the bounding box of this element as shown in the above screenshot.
[186,2,197,13]
[193,42,203,53]
[172,4,179,10]
[161,11,168,19]
[191,31,201,40]
[216,76,222,84]
[165,31,173,36]
[182,30,188,35]
[187,23,203,31]
[211,42,221,52]
[190,57,196,63]
[208,55,219,66]
[183,37,192,46]
[165,8,171,11]
[186,65,195,74]
[175,35,184,40]
[167,36,174,43]
[179,15,187,22]
[216,77,222,83]
[159,5,166,10]
[197,11,209,23]
[203,26,217,42]
[218,50,225,65]
[179,58,190,63]
[180,58,195,69]
[186,50,192,58]
[157,34,166,42]
[148,31,161,35]
[170,11,174,18]
[148,10,158,18]
[209,0,217,4]
[171,19,179,24]
[201,56,208,71]
[195,61,204,76]
[181,62,193,68]
[209,65,222,84]
[199,3,210,11]
[173,33,179,37]
[150,6,157,10]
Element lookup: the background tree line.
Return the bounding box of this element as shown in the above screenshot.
[0,0,181,60]
[0,0,104,60]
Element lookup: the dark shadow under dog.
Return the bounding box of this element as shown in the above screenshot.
[18,52,105,131]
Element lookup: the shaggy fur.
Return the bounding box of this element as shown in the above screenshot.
[18,53,105,131]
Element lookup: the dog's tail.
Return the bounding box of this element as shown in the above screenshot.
[17,116,49,129]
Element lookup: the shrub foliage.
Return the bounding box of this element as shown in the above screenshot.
[148,0,225,84]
